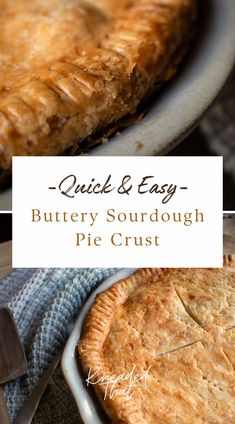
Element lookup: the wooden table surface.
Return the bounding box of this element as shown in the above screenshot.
[0,241,12,280]
[224,217,235,254]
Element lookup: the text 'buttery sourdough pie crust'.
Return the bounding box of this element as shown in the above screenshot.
[0,0,197,171]
[78,256,235,424]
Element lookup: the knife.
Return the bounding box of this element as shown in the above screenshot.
[0,386,11,424]
[15,348,62,424]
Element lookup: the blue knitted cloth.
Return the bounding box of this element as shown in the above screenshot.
[0,268,118,423]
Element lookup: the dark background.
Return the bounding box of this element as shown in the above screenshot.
[0,214,12,243]
[169,128,235,211]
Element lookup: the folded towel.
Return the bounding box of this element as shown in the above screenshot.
[0,268,118,423]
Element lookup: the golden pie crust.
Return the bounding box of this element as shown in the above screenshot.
[0,0,197,171]
[79,257,235,424]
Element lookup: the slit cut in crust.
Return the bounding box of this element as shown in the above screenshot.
[79,256,235,424]
[0,0,197,171]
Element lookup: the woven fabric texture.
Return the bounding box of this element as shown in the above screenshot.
[0,268,117,423]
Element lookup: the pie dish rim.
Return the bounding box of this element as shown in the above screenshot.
[62,268,138,424]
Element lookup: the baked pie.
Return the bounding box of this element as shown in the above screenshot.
[79,256,235,424]
[0,0,197,171]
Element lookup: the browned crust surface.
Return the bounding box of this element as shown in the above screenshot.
[0,0,197,170]
[78,256,235,424]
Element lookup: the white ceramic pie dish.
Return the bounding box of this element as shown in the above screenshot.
[62,269,136,424]
[1,0,235,211]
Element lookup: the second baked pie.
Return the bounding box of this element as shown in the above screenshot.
[79,257,235,424]
[0,0,197,171]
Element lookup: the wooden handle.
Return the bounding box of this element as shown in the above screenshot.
[0,241,12,280]
[15,349,62,424]
[0,386,11,424]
